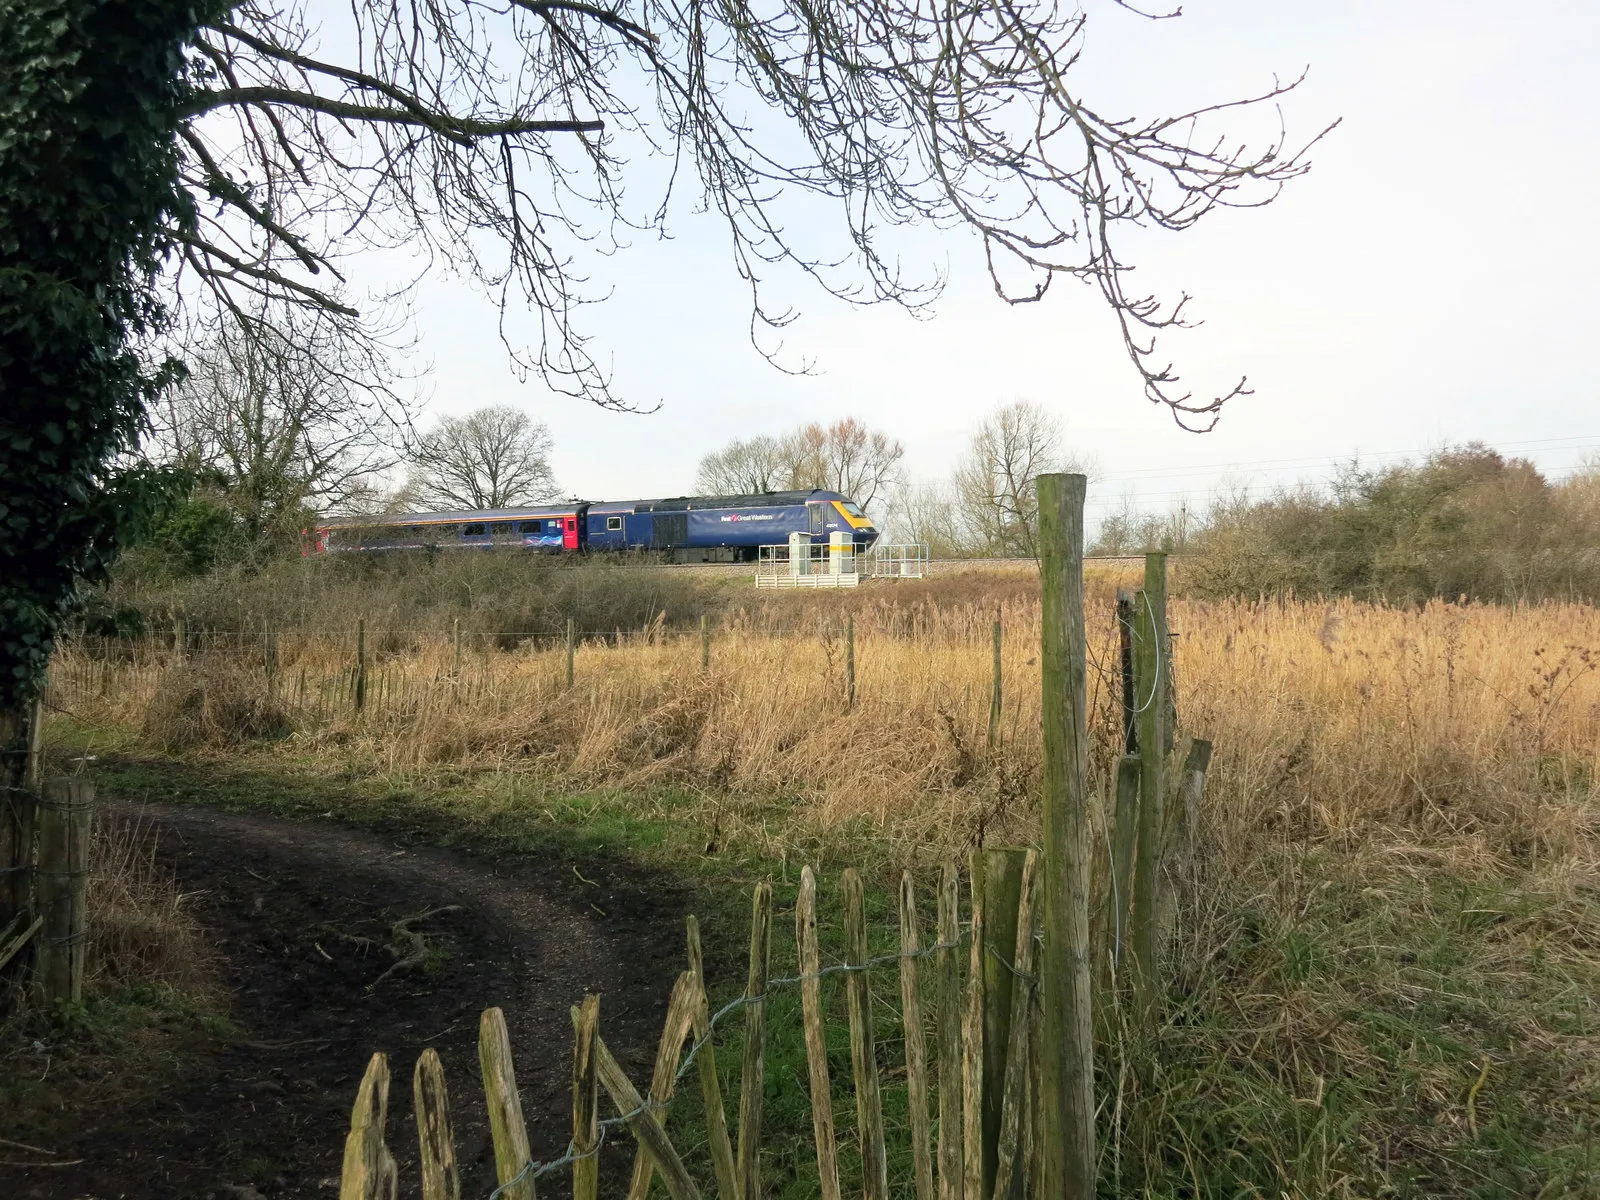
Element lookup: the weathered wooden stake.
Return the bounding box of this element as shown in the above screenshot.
[1116,591,1136,754]
[26,694,43,791]
[566,618,576,691]
[479,1006,536,1200]
[572,995,601,1200]
[340,1053,397,1200]
[980,848,1026,1199]
[174,615,187,661]
[1035,472,1096,1199]
[1155,738,1213,954]
[627,973,696,1200]
[988,616,1003,751]
[738,880,772,1200]
[1131,553,1169,1013]
[701,615,711,671]
[583,1019,701,1200]
[846,614,856,710]
[843,868,888,1200]
[686,917,740,1200]
[936,864,963,1200]
[414,1047,460,1200]
[355,620,368,712]
[1110,754,1141,972]
[961,856,985,1200]
[36,778,91,1005]
[990,851,1039,1200]
[796,868,843,1200]
[899,871,935,1200]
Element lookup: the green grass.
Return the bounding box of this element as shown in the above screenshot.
[40,717,1600,1200]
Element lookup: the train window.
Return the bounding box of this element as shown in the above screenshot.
[489,521,514,535]
[566,518,576,532]
[405,526,425,537]
[517,521,538,533]
[840,501,866,518]
[462,522,485,536]
[606,516,622,531]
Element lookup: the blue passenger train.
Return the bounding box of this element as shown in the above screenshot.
[313,490,878,562]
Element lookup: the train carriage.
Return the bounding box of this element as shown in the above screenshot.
[314,489,877,561]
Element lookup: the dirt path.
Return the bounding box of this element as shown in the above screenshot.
[2,802,687,1200]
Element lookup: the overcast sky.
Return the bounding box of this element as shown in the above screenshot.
[363,0,1600,529]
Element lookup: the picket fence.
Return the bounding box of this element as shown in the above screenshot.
[338,855,1056,1200]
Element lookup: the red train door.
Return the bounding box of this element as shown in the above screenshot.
[563,515,579,550]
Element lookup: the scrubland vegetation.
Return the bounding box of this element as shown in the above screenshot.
[1096,445,1600,605]
[45,550,1600,1197]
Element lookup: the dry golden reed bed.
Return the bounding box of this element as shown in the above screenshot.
[47,582,1600,1194]
[53,588,1600,861]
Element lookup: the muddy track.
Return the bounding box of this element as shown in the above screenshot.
[2,802,687,1200]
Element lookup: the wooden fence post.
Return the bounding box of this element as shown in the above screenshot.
[566,618,576,691]
[1116,591,1136,753]
[1110,754,1141,974]
[738,880,772,1200]
[340,1052,398,1200]
[174,615,187,661]
[354,620,368,712]
[26,693,43,790]
[988,616,1002,751]
[796,868,843,1200]
[980,848,1026,1200]
[1155,739,1213,955]
[1131,553,1169,1014]
[584,1022,702,1200]
[843,868,888,1200]
[453,618,462,681]
[936,865,963,1200]
[414,1047,460,1200]
[961,855,985,1200]
[899,871,935,1200]
[686,917,740,1200]
[989,851,1039,1200]
[1035,472,1096,1200]
[479,1006,536,1200]
[846,614,856,710]
[701,615,711,671]
[627,973,696,1200]
[572,994,601,1200]
[36,777,91,1005]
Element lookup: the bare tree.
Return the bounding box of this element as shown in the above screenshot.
[888,479,971,558]
[407,406,559,510]
[695,435,792,494]
[953,401,1086,558]
[1090,494,1195,556]
[696,418,905,510]
[151,302,411,542]
[172,0,1332,425]
[784,419,906,512]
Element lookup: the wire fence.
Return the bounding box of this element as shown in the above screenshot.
[487,930,974,1200]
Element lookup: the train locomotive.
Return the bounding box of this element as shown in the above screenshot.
[312,489,878,563]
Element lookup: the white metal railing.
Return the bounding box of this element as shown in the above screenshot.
[755,539,859,588]
[754,540,928,587]
[863,543,929,579]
